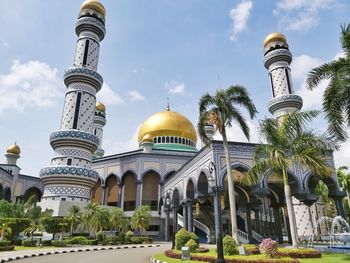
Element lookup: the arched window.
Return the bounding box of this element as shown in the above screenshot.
[175,137,178,143]
[166,137,170,143]
[153,138,157,143]
[157,137,161,143]
[170,137,174,143]
[162,137,165,143]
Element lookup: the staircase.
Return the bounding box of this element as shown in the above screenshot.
[178,214,212,243]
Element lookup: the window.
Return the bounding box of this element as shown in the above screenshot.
[170,137,174,143]
[67,159,72,165]
[166,137,169,143]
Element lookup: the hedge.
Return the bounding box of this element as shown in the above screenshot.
[0,240,14,252]
[52,240,67,247]
[277,248,321,258]
[23,239,37,247]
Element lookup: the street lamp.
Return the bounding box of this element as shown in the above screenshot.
[208,161,225,263]
[164,195,171,242]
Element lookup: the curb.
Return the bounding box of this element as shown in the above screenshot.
[0,244,162,262]
[150,256,168,263]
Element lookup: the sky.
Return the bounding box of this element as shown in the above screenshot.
[0,0,349,177]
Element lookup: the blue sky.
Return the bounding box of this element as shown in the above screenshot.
[0,0,349,176]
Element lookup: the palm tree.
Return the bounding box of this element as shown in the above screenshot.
[83,203,109,237]
[110,207,128,233]
[64,205,82,237]
[130,205,151,237]
[337,166,350,214]
[24,221,43,241]
[242,111,333,248]
[0,223,11,241]
[306,24,350,142]
[198,85,257,241]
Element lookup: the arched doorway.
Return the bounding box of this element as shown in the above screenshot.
[23,187,42,202]
[105,175,120,206]
[123,172,136,211]
[91,178,103,204]
[0,184,4,200]
[142,171,160,210]
[4,187,11,202]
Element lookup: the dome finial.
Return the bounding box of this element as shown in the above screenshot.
[6,142,21,155]
[166,97,170,111]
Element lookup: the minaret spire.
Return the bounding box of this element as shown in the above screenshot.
[40,0,107,216]
[166,97,170,111]
[263,32,303,118]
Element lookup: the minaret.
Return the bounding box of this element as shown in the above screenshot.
[263,32,303,118]
[93,102,106,158]
[40,0,106,216]
[5,143,21,202]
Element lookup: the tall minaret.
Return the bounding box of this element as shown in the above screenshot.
[40,0,106,216]
[263,32,303,118]
[93,102,106,158]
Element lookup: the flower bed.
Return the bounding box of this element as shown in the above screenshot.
[164,250,300,263]
[277,248,321,258]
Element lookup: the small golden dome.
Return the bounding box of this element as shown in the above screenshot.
[96,102,106,112]
[138,110,197,144]
[80,0,106,17]
[6,143,20,155]
[263,32,287,48]
[142,134,153,143]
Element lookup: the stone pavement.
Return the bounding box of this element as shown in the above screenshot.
[0,244,166,262]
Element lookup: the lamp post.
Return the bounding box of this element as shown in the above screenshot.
[208,161,225,263]
[164,195,171,242]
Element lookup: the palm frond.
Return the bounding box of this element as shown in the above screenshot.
[306,60,341,90]
[340,23,350,58]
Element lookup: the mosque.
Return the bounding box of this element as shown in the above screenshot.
[0,0,346,243]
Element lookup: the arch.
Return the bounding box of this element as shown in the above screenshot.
[105,174,120,206]
[23,187,42,202]
[172,188,180,207]
[141,169,160,181]
[197,172,209,202]
[4,187,11,202]
[142,171,160,210]
[305,172,340,196]
[91,178,102,204]
[123,171,136,211]
[163,170,176,182]
[121,170,137,184]
[186,178,195,201]
[219,161,251,186]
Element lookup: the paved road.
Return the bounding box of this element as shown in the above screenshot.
[15,245,170,263]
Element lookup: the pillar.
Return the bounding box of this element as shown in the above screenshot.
[165,209,170,242]
[101,186,106,205]
[254,209,261,234]
[182,202,188,230]
[187,201,193,232]
[334,197,346,219]
[246,204,253,243]
[136,180,142,208]
[274,207,283,243]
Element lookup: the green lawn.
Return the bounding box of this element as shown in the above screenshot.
[14,246,54,251]
[300,253,350,263]
[152,252,204,263]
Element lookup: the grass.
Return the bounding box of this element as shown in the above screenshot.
[14,246,54,251]
[300,253,350,263]
[152,252,204,263]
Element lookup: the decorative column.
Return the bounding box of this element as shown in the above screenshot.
[182,202,188,230]
[273,207,283,243]
[334,197,346,219]
[254,209,261,234]
[92,102,106,158]
[263,32,303,119]
[246,204,253,243]
[172,205,179,249]
[40,0,107,216]
[164,208,170,242]
[187,201,193,232]
[136,180,143,208]
[101,185,107,205]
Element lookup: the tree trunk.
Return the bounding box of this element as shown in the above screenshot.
[221,128,238,242]
[283,169,298,248]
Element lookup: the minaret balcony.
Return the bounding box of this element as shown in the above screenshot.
[268,94,303,115]
[64,67,103,92]
[75,16,106,41]
[50,130,99,153]
[264,48,292,69]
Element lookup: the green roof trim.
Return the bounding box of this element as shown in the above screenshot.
[152,143,198,152]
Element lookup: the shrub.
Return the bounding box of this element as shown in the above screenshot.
[175,228,191,250]
[0,240,11,247]
[106,236,120,245]
[52,240,67,247]
[277,248,321,258]
[42,240,52,246]
[81,239,98,245]
[118,232,126,243]
[125,230,134,243]
[141,237,153,243]
[259,238,278,258]
[96,230,105,242]
[185,239,198,252]
[23,239,37,247]
[11,239,22,246]
[223,235,237,256]
[70,236,88,244]
[131,237,143,244]
[0,218,31,238]
[189,232,199,245]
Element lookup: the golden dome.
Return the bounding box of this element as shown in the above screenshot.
[138,110,197,144]
[263,32,287,48]
[96,102,106,112]
[6,143,20,155]
[142,134,153,143]
[80,0,106,17]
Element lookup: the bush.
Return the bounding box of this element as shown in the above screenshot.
[0,240,11,247]
[125,230,134,243]
[259,238,278,258]
[131,237,143,244]
[42,240,52,246]
[106,236,120,245]
[189,232,199,245]
[175,228,191,250]
[96,230,105,242]
[118,232,126,243]
[52,240,67,247]
[23,239,37,247]
[185,239,198,252]
[81,239,98,245]
[277,248,321,258]
[70,236,88,244]
[0,218,31,239]
[223,235,237,256]
[11,239,22,246]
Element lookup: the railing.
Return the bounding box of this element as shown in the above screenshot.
[252,230,263,242]
[237,230,249,244]
[177,214,211,243]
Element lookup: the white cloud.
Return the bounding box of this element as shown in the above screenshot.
[97,83,123,105]
[274,0,340,31]
[0,60,63,114]
[0,38,8,47]
[128,90,145,102]
[213,120,260,143]
[166,81,185,95]
[103,126,140,155]
[229,0,253,40]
